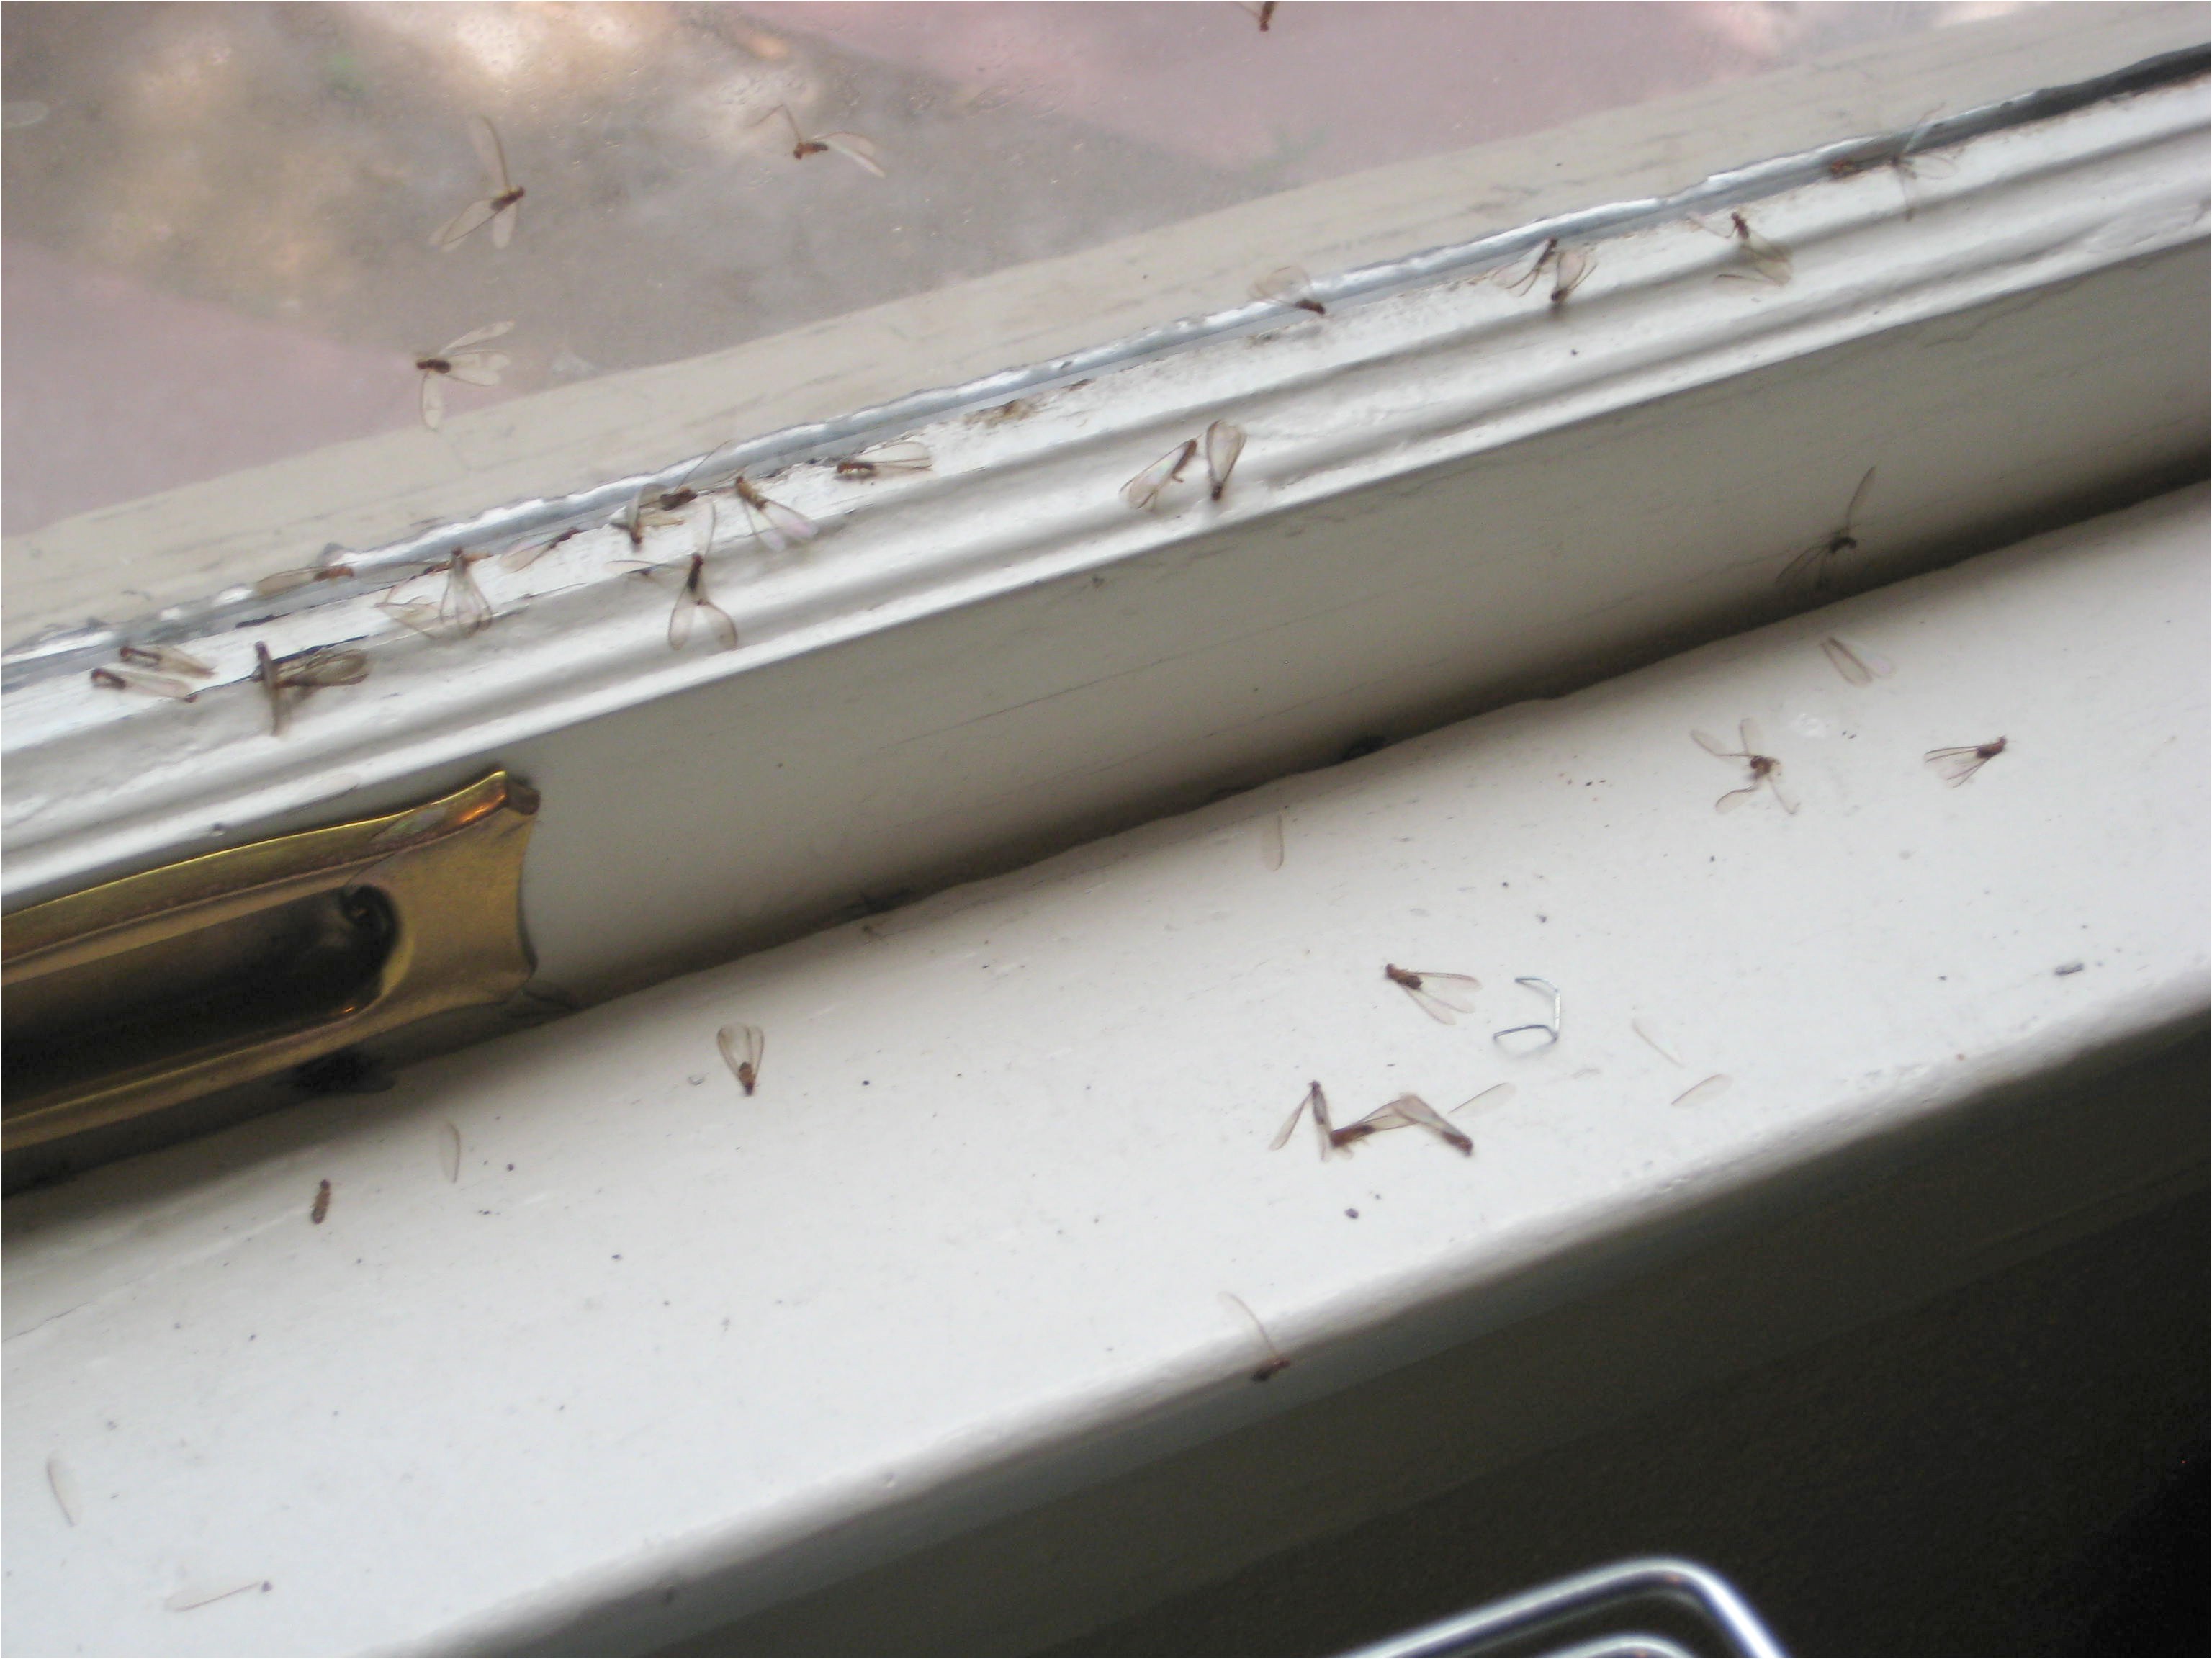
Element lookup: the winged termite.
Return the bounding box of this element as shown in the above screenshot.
[1827,114,1954,218]
[1712,210,1793,287]
[1251,266,1324,315]
[665,549,739,652]
[253,564,354,598]
[1236,1,1280,29]
[253,641,370,736]
[1331,1093,1472,1157]
[120,642,214,678]
[1671,1074,1733,1107]
[431,114,524,250]
[381,550,493,639]
[1923,736,2006,786]
[729,476,817,553]
[415,321,513,430]
[1692,719,1798,814]
[835,441,933,478]
[716,1023,765,1094]
[1384,963,1482,1025]
[768,102,886,176]
[1122,439,1199,511]
[310,1179,332,1224]
[1820,635,1892,687]
[1547,244,1593,307]
[1204,420,1246,501]
[1491,238,1558,297]
[91,665,199,701]
[1220,1292,1289,1382]
[1776,467,1876,592]
[1269,1080,1337,1159]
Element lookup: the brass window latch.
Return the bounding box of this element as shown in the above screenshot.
[3,770,540,1159]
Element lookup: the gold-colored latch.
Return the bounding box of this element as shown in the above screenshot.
[2,770,539,1152]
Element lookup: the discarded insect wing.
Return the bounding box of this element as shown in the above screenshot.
[1259,810,1285,871]
[1251,266,1325,315]
[668,551,740,652]
[439,552,494,636]
[1122,439,1199,511]
[120,642,215,678]
[1549,244,1593,306]
[1452,1082,1518,1118]
[255,565,351,598]
[1204,420,1246,501]
[1236,0,1280,29]
[1383,963,1482,1025]
[835,441,933,477]
[432,114,523,250]
[1335,1092,1472,1157]
[716,1022,765,1094]
[91,665,199,701]
[1923,737,2006,786]
[310,1179,332,1224]
[164,1581,271,1614]
[1714,211,1793,287]
[1269,1079,1337,1159]
[731,477,816,553]
[1221,1292,1289,1382]
[1820,635,1892,687]
[45,1455,78,1527]
[439,1122,463,1183]
[1671,1073,1733,1107]
[1777,466,1876,592]
[1632,1017,1685,1066]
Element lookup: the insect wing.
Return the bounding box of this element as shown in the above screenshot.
[92,665,198,701]
[1923,745,1987,785]
[443,320,515,354]
[1820,636,1875,686]
[1776,537,1836,591]
[1412,971,1480,1013]
[1252,266,1322,313]
[1268,1089,1308,1151]
[1838,466,1877,536]
[1549,245,1593,303]
[1259,810,1285,871]
[1452,1082,1518,1118]
[420,372,446,430]
[279,647,370,686]
[431,197,495,250]
[441,350,508,389]
[1692,728,1742,759]
[1382,1093,1473,1156]
[1493,240,1554,296]
[1671,1074,1733,1107]
[1204,420,1246,500]
[490,198,518,248]
[1714,782,1759,814]
[1737,717,1766,755]
[755,493,816,548]
[1763,767,1800,815]
[440,555,494,636]
[469,114,512,194]
[821,132,886,177]
[1122,439,1197,511]
[121,642,214,677]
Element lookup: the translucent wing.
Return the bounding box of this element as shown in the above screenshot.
[1923,745,1994,785]
[1632,1017,1684,1066]
[1737,717,1766,755]
[1204,419,1246,500]
[503,527,579,571]
[431,196,495,251]
[821,132,886,177]
[1549,245,1593,304]
[120,642,215,677]
[1820,636,1878,687]
[838,441,933,477]
[441,351,508,387]
[276,646,370,685]
[1692,728,1742,758]
[1451,1082,1517,1118]
[1341,1093,1471,1156]
[1764,768,1800,815]
[419,372,446,429]
[1671,1074,1733,1107]
[440,555,494,636]
[439,1122,462,1183]
[1776,537,1838,591]
[491,199,518,248]
[756,494,816,548]
[1492,239,1554,296]
[469,114,511,193]
[1251,266,1323,313]
[1714,782,1758,814]
[1268,1089,1308,1151]
[1122,439,1197,511]
[1390,968,1479,1024]
[773,102,806,151]
[91,665,199,701]
[1258,810,1285,871]
[1839,466,1876,533]
[716,1023,765,1093]
[443,320,515,354]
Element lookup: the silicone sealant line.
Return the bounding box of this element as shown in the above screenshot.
[3,42,2201,695]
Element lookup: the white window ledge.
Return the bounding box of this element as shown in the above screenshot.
[5,486,2203,1655]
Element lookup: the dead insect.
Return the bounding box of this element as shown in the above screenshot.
[1776,467,1876,592]
[1251,265,1325,315]
[1384,963,1482,1025]
[834,441,933,478]
[120,642,215,678]
[415,321,513,430]
[1203,420,1246,501]
[1331,1092,1472,1157]
[381,550,493,639]
[1923,736,2006,786]
[1122,439,1200,511]
[253,564,354,598]
[1221,1292,1289,1382]
[91,665,199,701]
[1825,114,1954,218]
[1712,210,1793,287]
[1269,1079,1338,1159]
[253,642,371,737]
[1819,634,1892,687]
[716,1023,765,1094]
[1548,244,1593,307]
[431,114,525,251]
[729,476,817,553]
[1693,719,1798,814]
[767,102,885,176]
[666,548,739,652]
[310,1179,331,1224]
[1492,238,1560,297]
[1492,238,1592,306]
[1236,0,1280,29]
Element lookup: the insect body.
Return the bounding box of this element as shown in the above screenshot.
[1777,467,1876,592]
[1692,719,1798,814]
[716,1024,765,1094]
[381,550,493,639]
[666,551,739,652]
[415,322,513,430]
[1712,210,1793,286]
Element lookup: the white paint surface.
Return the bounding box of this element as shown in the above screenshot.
[5,489,2204,1655]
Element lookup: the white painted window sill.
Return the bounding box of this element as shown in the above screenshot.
[6,486,2204,1655]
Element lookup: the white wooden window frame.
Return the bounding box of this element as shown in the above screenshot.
[4,16,2207,1656]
